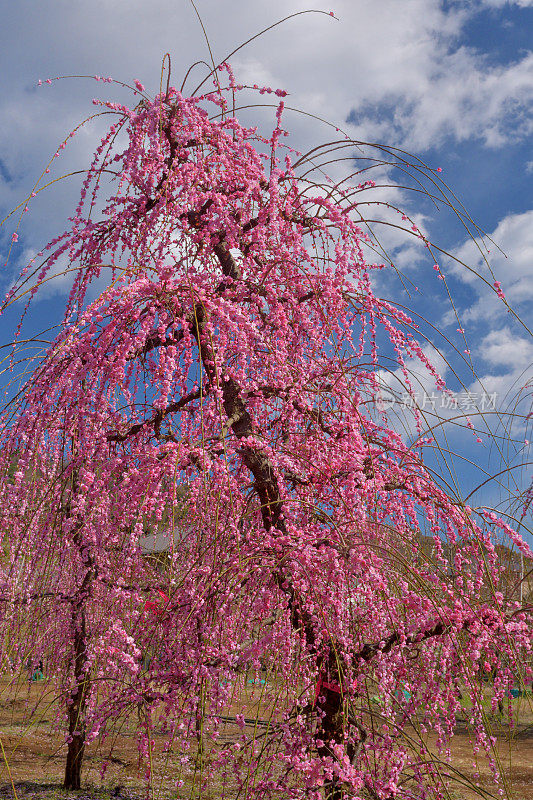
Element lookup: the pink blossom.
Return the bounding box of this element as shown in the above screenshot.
[0,69,529,800]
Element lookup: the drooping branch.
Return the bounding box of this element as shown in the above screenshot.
[354,609,507,665]
[106,387,206,443]
[144,107,199,211]
[0,590,73,604]
[126,327,185,361]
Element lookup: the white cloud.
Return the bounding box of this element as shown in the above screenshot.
[480,0,533,7]
[447,209,533,325]
[469,328,532,437]
[456,210,533,285]
[480,327,533,369]
[390,50,533,149]
[0,1,531,170]
[475,328,532,415]
[0,0,531,343]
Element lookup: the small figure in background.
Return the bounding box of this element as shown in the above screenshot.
[29,659,44,681]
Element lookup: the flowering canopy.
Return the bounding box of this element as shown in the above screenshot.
[1,69,531,797]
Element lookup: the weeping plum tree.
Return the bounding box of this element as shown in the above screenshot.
[0,64,532,798]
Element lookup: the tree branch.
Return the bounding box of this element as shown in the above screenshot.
[354,610,506,665]
[106,387,206,443]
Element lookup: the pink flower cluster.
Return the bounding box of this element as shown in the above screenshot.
[0,71,530,798]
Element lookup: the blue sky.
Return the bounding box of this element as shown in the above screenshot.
[0,0,531,542]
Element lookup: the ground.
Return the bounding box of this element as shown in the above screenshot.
[0,676,531,799]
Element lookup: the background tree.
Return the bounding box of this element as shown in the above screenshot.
[0,65,531,798]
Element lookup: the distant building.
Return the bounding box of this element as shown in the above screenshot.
[139,524,193,567]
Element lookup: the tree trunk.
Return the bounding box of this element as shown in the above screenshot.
[317,695,345,800]
[314,653,352,800]
[193,260,353,796]
[62,446,94,791]
[64,602,89,790]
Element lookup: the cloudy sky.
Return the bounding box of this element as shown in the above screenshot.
[0,0,531,536]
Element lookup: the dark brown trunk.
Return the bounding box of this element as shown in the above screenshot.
[64,726,85,789]
[196,247,352,797]
[62,452,93,792]
[314,651,352,800]
[317,695,345,799]
[64,601,89,789]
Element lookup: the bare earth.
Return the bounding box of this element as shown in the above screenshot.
[0,677,531,799]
